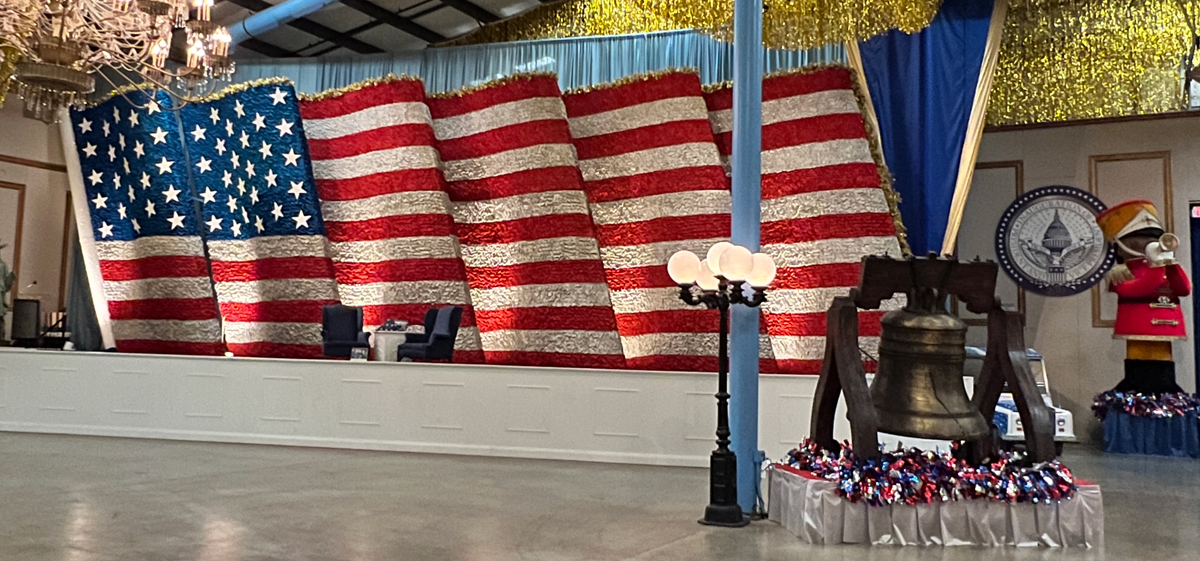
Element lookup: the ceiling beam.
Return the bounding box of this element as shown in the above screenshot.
[238,37,296,57]
[340,0,446,43]
[440,0,498,23]
[222,0,384,54]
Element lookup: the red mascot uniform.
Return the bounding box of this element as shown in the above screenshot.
[1096,200,1191,394]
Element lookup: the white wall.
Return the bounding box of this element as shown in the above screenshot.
[965,117,1200,444]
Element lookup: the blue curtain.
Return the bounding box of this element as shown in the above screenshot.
[858,0,995,255]
[234,30,845,94]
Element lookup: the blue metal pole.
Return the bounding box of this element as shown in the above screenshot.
[730,0,764,515]
[228,0,343,45]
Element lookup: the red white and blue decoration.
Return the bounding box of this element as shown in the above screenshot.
[1093,391,1200,458]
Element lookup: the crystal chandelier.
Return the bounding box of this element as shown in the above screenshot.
[1,0,235,122]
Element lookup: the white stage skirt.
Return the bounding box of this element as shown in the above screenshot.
[767,465,1104,547]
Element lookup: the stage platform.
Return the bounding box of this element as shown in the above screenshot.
[0,348,847,467]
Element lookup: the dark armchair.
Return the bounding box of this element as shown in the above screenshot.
[322,304,371,358]
[398,306,462,362]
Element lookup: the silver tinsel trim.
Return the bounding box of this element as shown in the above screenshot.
[338,280,471,306]
[460,237,602,268]
[321,191,452,222]
[305,102,432,140]
[479,328,623,354]
[470,282,614,311]
[95,236,206,260]
[310,145,441,180]
[579,142,722,182]
[103,277,216,301]
[330,237,462,263]
[433,97,567,141]
[443,144,577,183]
[568,97,708,139]
[453,190,590,224]
[762,139,873,175]
[214,278,339,303]
[761,188,890,223]
[589,190,729,225]
[708,89,859,134]
[112,319,222,342]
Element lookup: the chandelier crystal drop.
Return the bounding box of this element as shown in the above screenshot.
[0,0,235,122]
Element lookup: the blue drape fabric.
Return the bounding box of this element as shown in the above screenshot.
[233,30,846,94]
[1103,412,1200,458]
[857,0,994,255]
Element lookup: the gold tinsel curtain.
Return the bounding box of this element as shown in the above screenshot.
[448,0,944,50]
[988,0,1195,126]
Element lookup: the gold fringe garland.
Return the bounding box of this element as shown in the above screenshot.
[0,47,20,108]
[299,74,424,102]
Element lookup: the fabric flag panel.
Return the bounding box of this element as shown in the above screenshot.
[563,70,776,372]
[68,91,224,355]
[428,74,625,368]
[180,80,340,358]
[705,67,905,374]
[299,77,484,363]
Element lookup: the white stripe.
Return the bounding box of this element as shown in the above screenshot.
[578,143,722,182]
[568,97,710,138]
[442,144,577,183]
[305,102,432,140]
[589,190,729,225]
[460,237,602,268]
[207,235,330,261]
[329,237,461,262]
[321,191,451,222]
[608,287,697,315]
[761,188,891,222]
[433,97,567,141]
[95,236,205,261]
[102,277,215,302]
[598,237,728,269]
[223,321,322,346]
[765,288,906,316]
[479,329,622,354]
[112,319,222,343]
[708,89,861,134]
[213,278,339,304]
[619,332,776,359]
[762,236,902,268]
[310,145,440,180]
[470,283,613,311]
[452,190,590,224]
[338,281,471,306]
[762,138,873,175]
[770,336,879,361]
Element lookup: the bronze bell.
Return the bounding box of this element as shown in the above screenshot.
[868,269,990,441]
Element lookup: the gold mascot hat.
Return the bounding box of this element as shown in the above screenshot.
[1096,199,1164,242]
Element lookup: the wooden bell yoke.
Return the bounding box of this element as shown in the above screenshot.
[809,255,1058,463]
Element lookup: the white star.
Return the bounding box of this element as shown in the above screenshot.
[107,145,116,161]
[275,118,294,137]
[128,110,139,126]
[98,222,113,238]
[282,148,300,166]
[254,215,265,233]
[133,141,145,158]
[127,186,136,201]
[155,157,174,175]
[88,170,103,185]
[239,130,250,148]
[287,181,306,199]
[144,199,157,218]
[221,170,233,188]
[200,186,217,204]
[250,186,260,204]
[236,178,246,195]
[102,120,111,136]
[131,218,141,233]
[258,141,273,159]
[206,215,223,232]
[241,207,249,224]
[190,125,207,142]
[230,152,240,169]
[146,101,161,115]
[233,100,245,118]
[209,107,220,124]
[264,169,278,188]
[162,185,181,203]
[81,143,97,158]
[78,118,92,133]
[226,195,238,213]
[252,113,266,131]
[271,202,284,221]
[118,134,126,150]
[122,158,130,174]
[113,106,121,123]
[112,174,122,189]
[150,127,169,145]
[269,87,289,105]
[245,161,256,179]
[196,156,212,174]
[292,210,311,229]
[231,221,242,237]
[225,119,234,137]
[91,193,108,209]
[140,172,151,189]
[117,203,127,219]
[167,211,185,230]
[214,138,227,155]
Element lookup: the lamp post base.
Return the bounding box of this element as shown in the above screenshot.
[699,504,750,527]
[698,450,749,527]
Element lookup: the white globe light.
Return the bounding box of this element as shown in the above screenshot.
[747,253,777,287]
[695,259,720,291]
[718,245,754,281]
[667,250,701,284]
[706,242,735,276]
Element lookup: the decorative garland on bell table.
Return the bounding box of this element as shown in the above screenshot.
[1092,391,1200,420]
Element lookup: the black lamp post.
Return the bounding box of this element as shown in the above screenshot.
[668,243,774,528]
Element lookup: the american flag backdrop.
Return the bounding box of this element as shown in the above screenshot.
[705,67,904,373]
[69,91,225,355]
[299,77,485,362]
[179,80,340,358]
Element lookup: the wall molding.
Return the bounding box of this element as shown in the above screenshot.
[0,153,67,174]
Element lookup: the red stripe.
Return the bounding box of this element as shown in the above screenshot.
[465,260,609,289]
[604,265,678,290]
[773,263,863,289]
[772,359,877,375]
[226,342,327,359]
[442,167,586,202]
[761,213,897,245]
[108,298,219,321]
[763,311,885,338]
[596,214,731,247]
[482,350,626,369]
[299,78,425,120]
[99,256,210,281]
[210,257,336,282]
[581,169,728,204]
[114,340,226,356]
[475,306,620,332]
[572,120,717,160]
[363,303,479,328]
[334,258,468,284]
[455,213,597,246]
[704,68,853,111]
[436,121,572,161]
[325,213,455,242]
[427,76,563,118]
[564,72,704,117]
[621,355,781,374]
[761,164,882,199]
[307,124,436,160]
[315,169,446,201]
[712,114,870,156]
[219,300,338,323]
[615,309,719,335]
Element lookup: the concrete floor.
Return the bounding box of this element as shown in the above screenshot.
[1,434,1197,561]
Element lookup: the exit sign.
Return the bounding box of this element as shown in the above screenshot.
[1193,205,1200,219]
